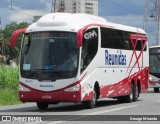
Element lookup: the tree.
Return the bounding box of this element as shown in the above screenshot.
[0,22,29,63]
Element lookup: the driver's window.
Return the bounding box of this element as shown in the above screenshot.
[23,34,31,55]
[81,28,98,73]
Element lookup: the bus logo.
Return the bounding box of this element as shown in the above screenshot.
[84,30,97,40]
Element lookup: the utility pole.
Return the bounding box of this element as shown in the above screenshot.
[0,17,3,42]
[157,0,160,45]
[10,0,13,10]
[51,0,57,13]
[144,0,160,45]
[0,17,4,56]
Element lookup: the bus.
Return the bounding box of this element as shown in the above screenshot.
[149,45,160,92]
[10,13,149,110]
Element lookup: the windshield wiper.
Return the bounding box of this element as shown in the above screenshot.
[25,69,46,78]
[52,71,73,78]
[25,70,73,78]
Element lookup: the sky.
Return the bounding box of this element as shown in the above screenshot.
[0,0,157,45]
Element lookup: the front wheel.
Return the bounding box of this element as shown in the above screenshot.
[84,88,97,109]
[37,102,48,110]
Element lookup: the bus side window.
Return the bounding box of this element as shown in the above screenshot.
[81,28,98,73]
[132,39,145,51]
[123,40,130,49]
[101,27,133,50]
[142,40,147,51]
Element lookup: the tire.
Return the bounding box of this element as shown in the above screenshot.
[37,102,48,110]
[154,88,159,93]
[124,83,134,103]
[133,84,139,102]
[84,88,97,109]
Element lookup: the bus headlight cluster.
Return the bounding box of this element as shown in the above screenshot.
[64,84,80,92]
[19,84,31,92]
[149,75,158,82]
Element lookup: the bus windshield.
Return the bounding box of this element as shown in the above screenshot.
[149,54,160,77]
[20,32,79,79]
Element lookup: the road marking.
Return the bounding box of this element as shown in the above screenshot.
[41,104,138,124]
[80,104,138,115]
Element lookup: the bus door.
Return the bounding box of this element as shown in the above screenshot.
[80,27,99,90]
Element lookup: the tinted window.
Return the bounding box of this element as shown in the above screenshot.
[101,27,147,51]
[132,39,147,51]
[81,28,98,73]
[20,32,79,79]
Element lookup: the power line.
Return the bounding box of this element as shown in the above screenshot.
[13,8,34,17]
[101,0,139,15]
[13,0,50,13]
[43,0,52,4]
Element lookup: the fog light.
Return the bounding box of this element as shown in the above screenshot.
[19,84,31,92]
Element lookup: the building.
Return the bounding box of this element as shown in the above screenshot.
[57,0,98,16]
[33,0,98,22]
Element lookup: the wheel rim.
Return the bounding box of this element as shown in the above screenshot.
[130,85,133,100]
[135,86,138,98]
[92,90,97,106]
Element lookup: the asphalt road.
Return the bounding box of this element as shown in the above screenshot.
[0,88,160,124]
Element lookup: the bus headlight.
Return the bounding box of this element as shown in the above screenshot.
[64,84,80,92]
[19,84,31,92]
[149,75,158,82]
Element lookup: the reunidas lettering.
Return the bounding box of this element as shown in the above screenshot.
[84,30,97,40]
[105,50,126,65]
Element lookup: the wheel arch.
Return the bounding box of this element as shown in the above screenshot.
[137,79,141,94]
[94,81,100,99]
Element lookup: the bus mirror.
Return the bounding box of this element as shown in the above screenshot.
[76,29,83,48]
[10,28,26,48]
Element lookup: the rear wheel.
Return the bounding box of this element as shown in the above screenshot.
[124,83,134,103]
[118,83,138,103]
[37,102,48,110]
[154,88,159,93]
[133,84,139,102]
[84,88,97,109]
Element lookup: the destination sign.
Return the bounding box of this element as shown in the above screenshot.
[149,48,160,54]
[31,32,71,39]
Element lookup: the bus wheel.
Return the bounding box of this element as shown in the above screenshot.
[125,83,134,103]
[84,88,97,109]
[37,102,48,110]
[154,88,159,93]
[133,84,138,102]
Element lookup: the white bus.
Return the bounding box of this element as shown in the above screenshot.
[149,45,160,92]
[10,13,149,110]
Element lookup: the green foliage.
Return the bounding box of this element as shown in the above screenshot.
[0,88,21,105]
[0,65,19,89]
[1,22,29,59]
[0,65,20,105]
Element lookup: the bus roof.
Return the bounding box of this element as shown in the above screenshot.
[26,13,146,34]
[149,45,160,49]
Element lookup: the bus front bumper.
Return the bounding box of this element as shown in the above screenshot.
[148,80,160,88]
[19,85,81,103]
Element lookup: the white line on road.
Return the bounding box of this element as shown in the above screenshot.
[79,104,138,115]
[38,104,138,124]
